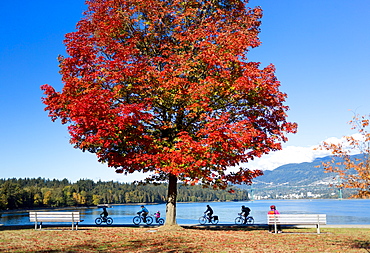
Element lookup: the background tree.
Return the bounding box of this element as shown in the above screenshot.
[0,177,252,210]
[318,114,370,198]
[42,0,297,225]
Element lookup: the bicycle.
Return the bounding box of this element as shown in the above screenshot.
[199,214,219,225]
[152,214,165,225]
[133,213,154,225]
[95,214,113,225]
[234,213,254,225]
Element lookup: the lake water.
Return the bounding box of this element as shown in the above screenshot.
[1,199,369,225]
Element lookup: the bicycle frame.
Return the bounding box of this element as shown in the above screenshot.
[133,214,153,225]
[151,214,165,225]
[235,214,254,225]
[95,216,113,225]
[199,214,219,225]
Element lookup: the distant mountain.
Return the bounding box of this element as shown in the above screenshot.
[239,154,362,199]
[253,155,338,187]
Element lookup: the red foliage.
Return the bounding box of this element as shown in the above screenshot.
[42,0,296,189]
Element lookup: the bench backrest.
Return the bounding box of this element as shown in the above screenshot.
[267,214,327,225]
[29,212,82,222]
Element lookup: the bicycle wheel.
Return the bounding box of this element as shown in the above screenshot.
[145,216,153,225]
[211,217,219,225]
[95,217,102,225]
[106,217,113,225]
[133,216,141,225]
[235,217,243,225]
[158,218,164,225]
[246,217,254,225]
[199,216,207,225]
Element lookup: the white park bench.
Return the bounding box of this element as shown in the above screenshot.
[29,211,83,230]
[267,214,327,234]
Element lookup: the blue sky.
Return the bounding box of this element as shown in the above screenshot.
[1,0,370,182]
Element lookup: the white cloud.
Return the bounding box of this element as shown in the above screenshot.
[321,134,363,154]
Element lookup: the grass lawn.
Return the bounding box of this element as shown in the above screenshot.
[0,226,369,252]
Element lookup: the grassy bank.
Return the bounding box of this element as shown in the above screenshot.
[0,226,369,252]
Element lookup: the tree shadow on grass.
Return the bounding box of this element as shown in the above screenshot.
[182,225,327,234]
[31,236,200,253]
[182,224,267,231]
[351,240,370,252]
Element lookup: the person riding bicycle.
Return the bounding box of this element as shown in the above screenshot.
[154,211,161,223]
[204,205,213,221]
[241,205,251,224]
[100,207,108,221]
[137,205,149,222]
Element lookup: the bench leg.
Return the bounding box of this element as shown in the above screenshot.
[317,224,321,234]
[71,222,79,230]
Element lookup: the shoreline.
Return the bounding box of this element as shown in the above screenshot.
[0,206,94,214]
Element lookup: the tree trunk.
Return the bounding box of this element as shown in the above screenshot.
[164,174,178,226]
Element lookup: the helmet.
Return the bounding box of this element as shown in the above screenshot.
[270,205,276,209]
[242,205,245,208]
[141,205,144,207]
[157,211,160,213]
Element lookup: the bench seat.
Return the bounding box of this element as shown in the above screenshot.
[29,211,83,230]
[267,214,327,234]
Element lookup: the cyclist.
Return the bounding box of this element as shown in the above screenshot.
[204,205,213,221]
[241,205,251,224]
[154,211,161,223]
[100,207,108,221]
[137,205,149,222]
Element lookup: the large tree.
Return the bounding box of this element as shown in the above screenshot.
[318,114,370,198]
[42,0,297,225]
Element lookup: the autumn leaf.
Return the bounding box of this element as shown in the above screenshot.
[317,113,370,198]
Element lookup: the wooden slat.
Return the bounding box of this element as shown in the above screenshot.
[267,214,326,225]
[29,211,83,230]
[30,217,80,222]
[30,212,81,222]
[267,214,326,234]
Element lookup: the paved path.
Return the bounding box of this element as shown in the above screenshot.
[1,223,370,229]
[320,224,370,228]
